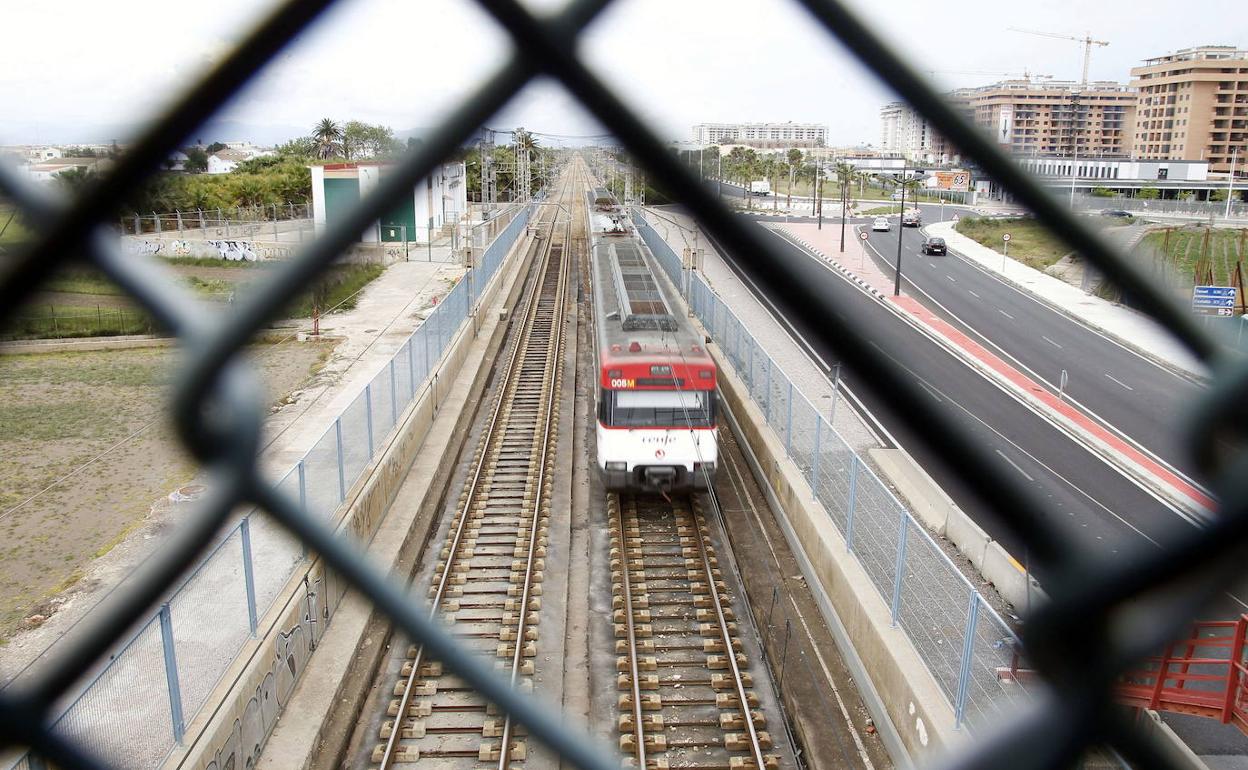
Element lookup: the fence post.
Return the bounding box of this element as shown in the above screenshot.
[785,380,795,453]
[133,214,141,234]
[198,209,205,231]
[158,603,186,744]
[891,511,910,627]
[175,210,183,232]
[954,589,981,728]
[153,212,161,234]
[811,417,823,489]
[407,336,417,397]
[365,384,375,458]
[335,417,346,503]
[241,518,258,635]
[846,455,859,550]
[764,356,773,424]
[390,359,399,423]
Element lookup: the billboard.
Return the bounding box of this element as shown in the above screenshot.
[997,106,1013,145]
[933,170,971,191]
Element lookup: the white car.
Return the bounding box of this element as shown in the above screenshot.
[871,217,891,232]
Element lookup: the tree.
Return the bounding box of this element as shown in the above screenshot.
[53,167,94,194]
[277,136,317,158]
[62,146,97,157]
[184,147,208,173]
[206,142,228,154]
[313,118,343,159]
[1138,187,1160,200]
[1090,186,1116,198]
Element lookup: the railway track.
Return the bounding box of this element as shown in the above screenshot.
[611,492,780,770]
[370,179,574,769]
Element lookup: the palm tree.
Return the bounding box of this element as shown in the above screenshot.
[786,149,803,209]
[313,118,342,160]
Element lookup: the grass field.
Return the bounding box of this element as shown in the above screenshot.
[0,341,335,640]
[0,207,33,247]
[954,216,1072,271]
[1141,227,1248,288]
[5,262,387,340]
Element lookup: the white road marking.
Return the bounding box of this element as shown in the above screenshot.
[1042,336,1063,349]
[1105,373,1135,391]
[967,289,980,298]
[946,274,957,283]
[998,309,1015,320]
[995,448,1035,482]
[918,380,944,402]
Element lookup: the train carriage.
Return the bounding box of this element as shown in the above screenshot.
[589,190,718,493]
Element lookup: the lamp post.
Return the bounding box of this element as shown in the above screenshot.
[894,165,906,296]
[1227,147,1239,221]
[839,168,848,253]
[816,159,823,229]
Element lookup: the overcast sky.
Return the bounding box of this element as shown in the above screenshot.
[2,0,1246,147]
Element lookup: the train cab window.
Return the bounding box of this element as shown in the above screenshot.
[603,389,714,428]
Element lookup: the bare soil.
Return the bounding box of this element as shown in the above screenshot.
[0,340,335,641]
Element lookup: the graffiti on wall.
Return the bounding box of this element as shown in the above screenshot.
[122,238,295,261]
[201,575,330,770]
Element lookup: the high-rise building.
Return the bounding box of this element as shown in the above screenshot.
[879,101,961,164]
[691,122,827,149]
[1130,46,1248,174]
[958,80,1137,158]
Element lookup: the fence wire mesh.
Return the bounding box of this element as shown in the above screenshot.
[2,0,1245,768]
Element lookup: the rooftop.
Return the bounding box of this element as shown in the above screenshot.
[1141,45,1248,66]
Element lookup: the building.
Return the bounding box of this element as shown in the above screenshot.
[879,102,960,164]
[24,157,110,184]
[958,79,1137,158]
[206,149,251,174]
[310,161,467,244]
[691,122,827,149]
[1130,45,1248,175]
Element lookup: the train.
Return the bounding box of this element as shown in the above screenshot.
[588,187,718,493]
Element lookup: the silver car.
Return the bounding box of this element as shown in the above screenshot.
[872,217,890,232]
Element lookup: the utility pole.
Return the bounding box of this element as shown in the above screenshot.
[816,159,823,229]
[840,169,848,252]
[894,165,907,296]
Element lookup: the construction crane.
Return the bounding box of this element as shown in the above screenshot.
[1008,28,1109,87]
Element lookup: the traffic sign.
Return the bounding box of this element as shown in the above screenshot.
[1002,233,1012,242]
[1192,285,1237,316]
[859,231,869,241]
[952,214,960,223]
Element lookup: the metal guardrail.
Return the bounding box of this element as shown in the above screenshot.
[2,205,529,770]
[2,0,1246,767]
[634,210,1028,729]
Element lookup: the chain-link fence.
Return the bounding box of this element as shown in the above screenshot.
[4,0,1247,768]
[2,205,530,770]
[1074,193,1248,221]
[120,203,313,237]
[633,209,1030,729]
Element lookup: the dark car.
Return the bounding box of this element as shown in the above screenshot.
[1101,209,1132,218]
[921,237,946,255]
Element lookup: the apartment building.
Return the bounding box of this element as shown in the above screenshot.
[691,121,827,148]
[957,80,1137,158]
[1130,46,1248,174]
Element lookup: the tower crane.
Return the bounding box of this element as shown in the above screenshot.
[927,69,1053,83]
[1007,28,1109,87]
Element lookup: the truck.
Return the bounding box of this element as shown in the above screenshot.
[749,180,771,196]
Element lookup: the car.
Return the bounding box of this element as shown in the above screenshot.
[1100,209,1132,218]
[902,210,922,227]
[890,191,905,201]
[921,237,947,255]
[872,217,891,232]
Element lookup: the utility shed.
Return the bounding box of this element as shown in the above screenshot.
[310,161,467,243]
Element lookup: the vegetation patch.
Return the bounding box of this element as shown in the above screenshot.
[1142,227,1248,289]
[954,216,1071,271]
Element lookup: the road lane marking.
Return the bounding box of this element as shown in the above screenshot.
[998,309,1015,320]
[1042,336,1063,349]
[995,449,1035,482]
[917,380,944,402]
[1105,373,1135,391]
[967,289,980,298]
[946,275,957,283]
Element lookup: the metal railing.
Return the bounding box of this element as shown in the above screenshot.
[2,204,530,770]
[633,209,1028,729]
[120,203,313,236]
[2,0,1247,768]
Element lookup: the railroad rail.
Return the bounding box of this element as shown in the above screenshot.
[371,172,575,769]
[610,492,780,770]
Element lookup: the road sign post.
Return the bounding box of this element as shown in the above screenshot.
[1192,285,1237,317]
[1002,232,1011,271]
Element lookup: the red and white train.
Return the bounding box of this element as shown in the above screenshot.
[589,187,718,493]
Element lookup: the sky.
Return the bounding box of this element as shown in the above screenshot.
[2,0,1246,148]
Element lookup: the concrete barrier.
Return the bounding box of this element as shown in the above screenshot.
[166,220,538,770]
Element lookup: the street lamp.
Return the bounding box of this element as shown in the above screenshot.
[1227,147,1239,221]
[839,165,848,253]
[894,164,907,296]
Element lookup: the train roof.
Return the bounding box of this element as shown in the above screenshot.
[591,218,715,384]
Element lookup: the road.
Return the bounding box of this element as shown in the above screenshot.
[859,203,1205,489]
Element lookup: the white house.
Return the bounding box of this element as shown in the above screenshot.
[206,149,251,174]
[310,160,468,243]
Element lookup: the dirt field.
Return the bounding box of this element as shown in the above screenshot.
[0,339,335,641]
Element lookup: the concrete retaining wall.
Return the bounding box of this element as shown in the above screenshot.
[165,221,536,770]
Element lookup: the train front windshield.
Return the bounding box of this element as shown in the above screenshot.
[602,389,714,428]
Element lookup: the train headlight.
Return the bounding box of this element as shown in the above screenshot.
[605,461,627,471]
[699,370,713,379]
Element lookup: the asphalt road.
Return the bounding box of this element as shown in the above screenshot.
[860,203,1206,489]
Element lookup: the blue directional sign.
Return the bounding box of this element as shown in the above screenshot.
[1192,285,1238,316]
